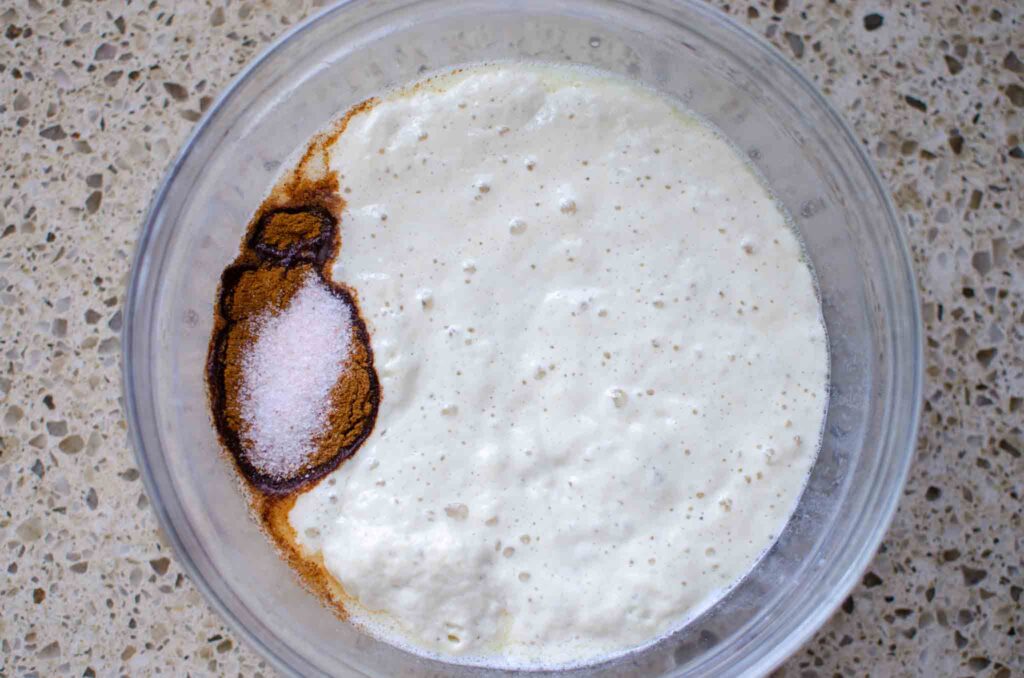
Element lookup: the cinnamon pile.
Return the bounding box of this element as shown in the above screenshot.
[206,141,379,495]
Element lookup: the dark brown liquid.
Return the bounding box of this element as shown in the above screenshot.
[204,97,383,618]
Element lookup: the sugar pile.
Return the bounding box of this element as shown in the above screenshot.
[240,273,352,478]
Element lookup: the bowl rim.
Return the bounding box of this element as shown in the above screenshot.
[122,1,924,675]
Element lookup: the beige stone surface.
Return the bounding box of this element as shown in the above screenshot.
[0,0,1020,676]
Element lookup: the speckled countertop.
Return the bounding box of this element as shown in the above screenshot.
[1,0,1021,675]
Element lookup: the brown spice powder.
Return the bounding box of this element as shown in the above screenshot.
[206,98,382,497]
[260,210,324,250]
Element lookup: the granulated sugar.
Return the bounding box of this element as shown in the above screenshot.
[240,273,352,478]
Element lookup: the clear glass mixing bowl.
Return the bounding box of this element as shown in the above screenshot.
[123,1,923,675]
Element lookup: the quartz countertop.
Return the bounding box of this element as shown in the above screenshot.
[1,1,1020,675]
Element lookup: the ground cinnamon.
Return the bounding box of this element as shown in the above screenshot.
[259,210,324,250]
[206,103,381,496]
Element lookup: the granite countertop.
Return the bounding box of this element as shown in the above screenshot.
[1,0,1021,675]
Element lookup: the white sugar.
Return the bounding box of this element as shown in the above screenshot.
[240,273,352,478]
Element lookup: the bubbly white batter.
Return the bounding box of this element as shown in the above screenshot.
[290,65,828,667]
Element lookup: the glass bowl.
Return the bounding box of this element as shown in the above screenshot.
[122,1,923,675]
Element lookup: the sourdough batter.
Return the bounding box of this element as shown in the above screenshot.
[288,65,828,667]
